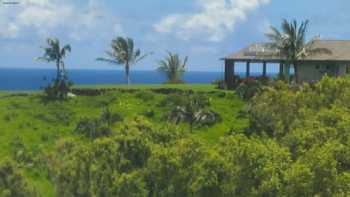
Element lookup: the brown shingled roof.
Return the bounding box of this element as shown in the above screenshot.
[224,40,350,62]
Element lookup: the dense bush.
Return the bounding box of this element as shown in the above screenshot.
[10,137,34,165]
[236,77,270,100]
[71,88,138,96]
[74,107,123,139]
[42,75,350,197]
[211,79,226,89]
[6,76,350,196]
[48,136,151,196]
[0,160,35,197]
[44,77,73,100]
[135,91,155,102]
[213,75,243,90]
[47,131,298,197]
[141,109,155,118]
[71,88,110,96]
[158,93,188,108]
[48,119,185,196]
[244,76,350,195]
[167,93,220,131]
[74,117,112,139]
[151,88,186,95]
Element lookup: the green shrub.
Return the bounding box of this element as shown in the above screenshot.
[163,79,185,84]
[0,160,35,197]
[74,107,123,139]
[100,107,123,126]
[213,75,242,90]
[236,77,263,100]
[219,135,291,196]
[151,88,185,95]
[211,79,226,89]
[167,93,220,131]
[212,91,226,98]
[10,137,35,166]
[74,117,112,139]
[44,78,73,100]
[135,91,155,102]
[3,113,18,122]
[48,131,152,196]
[141,109,155,118]
[158,93,187,108]
[119,117,185,145]
[194,110,222,127]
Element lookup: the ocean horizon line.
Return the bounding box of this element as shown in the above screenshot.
[0,67,280,74]
[0,68,279,91]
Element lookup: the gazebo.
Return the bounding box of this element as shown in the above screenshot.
[222,40,350,88]
[223,42,286,88]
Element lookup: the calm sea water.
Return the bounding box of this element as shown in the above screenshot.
[0,68,277,90]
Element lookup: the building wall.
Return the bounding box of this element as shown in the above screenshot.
[298,62,348,82]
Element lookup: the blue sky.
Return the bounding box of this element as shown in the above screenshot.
[0,0,349,72]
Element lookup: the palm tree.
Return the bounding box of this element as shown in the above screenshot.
[97,37,149,85]
[37,38,71,80]
[266,19,331,83]
[168,94,220,132]
[158,52,188,83]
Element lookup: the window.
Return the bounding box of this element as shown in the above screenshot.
[347,66,350,74]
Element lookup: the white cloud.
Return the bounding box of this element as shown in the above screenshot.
[0,0,122,40]
[154,0,271,42]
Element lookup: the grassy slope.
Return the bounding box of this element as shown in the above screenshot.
[0,84,247,196]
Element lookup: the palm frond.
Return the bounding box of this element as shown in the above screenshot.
[158,51,187,83]
[182,56,188,68]
[135,52,152,63]
[36,56,51,62]
[96,57,120,65]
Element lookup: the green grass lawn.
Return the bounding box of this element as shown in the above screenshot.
[0,84,247,196]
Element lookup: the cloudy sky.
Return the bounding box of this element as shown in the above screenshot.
[0,0,349,71]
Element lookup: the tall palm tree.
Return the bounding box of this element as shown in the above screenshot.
[158,52,188,83]
[37,38,71,80]
[97,37,149,85]
[266,19,331,83]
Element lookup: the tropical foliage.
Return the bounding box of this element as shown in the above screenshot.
[43,75,73,100]
[235,76,270,100]
[37,38,71,80]
[0,160,34,197]
[3,77,350,196]
[97,37,149,84]
[158,52,187,83]
[266,19,331,83]
[167,93,220,131]
[37,38,73,100]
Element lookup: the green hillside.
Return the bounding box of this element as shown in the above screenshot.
[0,84,247,196]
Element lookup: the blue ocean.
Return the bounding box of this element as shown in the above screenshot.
[0,68,278,91]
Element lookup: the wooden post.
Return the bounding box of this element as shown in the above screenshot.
[279,63,284,75]
[263,62,267,77]
[246,61,250,78]
[225,60,234,88]
[232,61,235,77]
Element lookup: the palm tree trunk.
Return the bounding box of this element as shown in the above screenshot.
[284,64,291,84]
[61,61,65,79]
[294,62,300,84]
[56,59,60,81]
[125,63,130,85]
